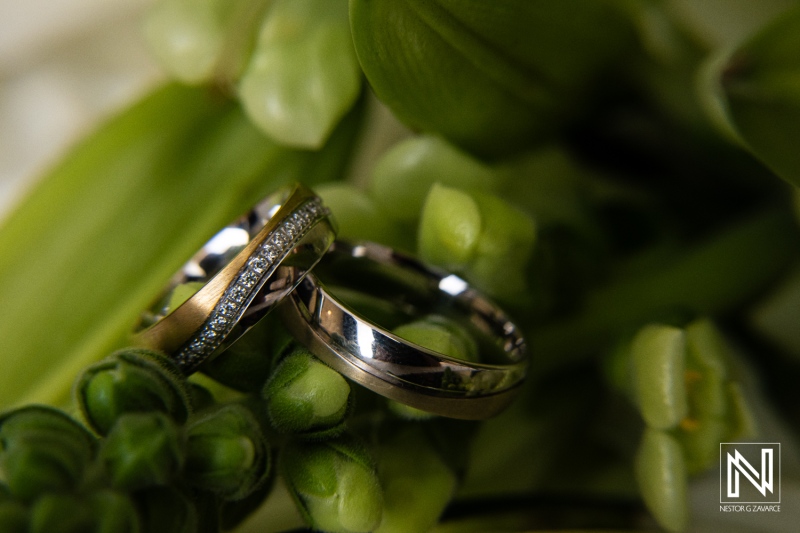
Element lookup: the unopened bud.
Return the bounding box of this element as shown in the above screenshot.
[98,412,183,491]
[283,438,383,533]
[184,403,271,500]
[265,348,351,437]
[0,406,95,501]
[75,348,192,435]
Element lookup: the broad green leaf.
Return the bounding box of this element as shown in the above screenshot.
[715,5,800,187]
[350,0,634,159]
[0,84,361,409]
[532,208,800,370]
[239,0,362,148]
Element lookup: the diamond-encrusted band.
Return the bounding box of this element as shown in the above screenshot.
[134,184,336,373]
[174,199,328,370]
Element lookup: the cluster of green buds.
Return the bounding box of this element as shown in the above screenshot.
[4,0,800,532]
[0,350,272,533]
[606,319,754,531]
[0,309,483,533]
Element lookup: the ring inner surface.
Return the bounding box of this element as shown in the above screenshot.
[310,242,526,367]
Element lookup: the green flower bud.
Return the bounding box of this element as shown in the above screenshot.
[316,183,407,250]
[283,439,383,533]
[375,427,456,533]
[30,494,93,533]
[98,412,184,491]
[419,184,482,268]
[634,428,688,533]
[418,184,536,302]
[393,315,478,363]
[350,0,634,159]
[134,487,198,533]
[0,500,27,533]
[89,490,141,533]
[630,324,688,430]
[144,0,258,84]
[0,406,95,501]
[184,403,271,500]
[369,136,500,223]
[239,0,362,148]
[75,348,192,436]
[265,348,351,436]
[677,319,729,472]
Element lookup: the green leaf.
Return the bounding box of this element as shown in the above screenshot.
[715,5,800,187]
[240,0,362,148]
[350,0,634,159]
[0,83,360,410]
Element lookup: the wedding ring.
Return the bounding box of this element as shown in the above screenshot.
[135,183,335,373]
[279,241,528,420]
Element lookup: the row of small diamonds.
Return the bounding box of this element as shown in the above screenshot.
[174,198,327,370]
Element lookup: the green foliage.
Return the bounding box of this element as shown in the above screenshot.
[350,0,634,159]
[714,4,800,187]
[0,83,361,410]
[3,1,800,532]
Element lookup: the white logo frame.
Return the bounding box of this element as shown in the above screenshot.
[720,443,781,504]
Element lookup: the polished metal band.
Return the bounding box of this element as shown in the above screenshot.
[279,241,528,420]
[135,183,336,373]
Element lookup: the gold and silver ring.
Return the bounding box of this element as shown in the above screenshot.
[135,183,335,373]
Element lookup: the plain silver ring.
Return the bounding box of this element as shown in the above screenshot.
[279,240,528,420]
